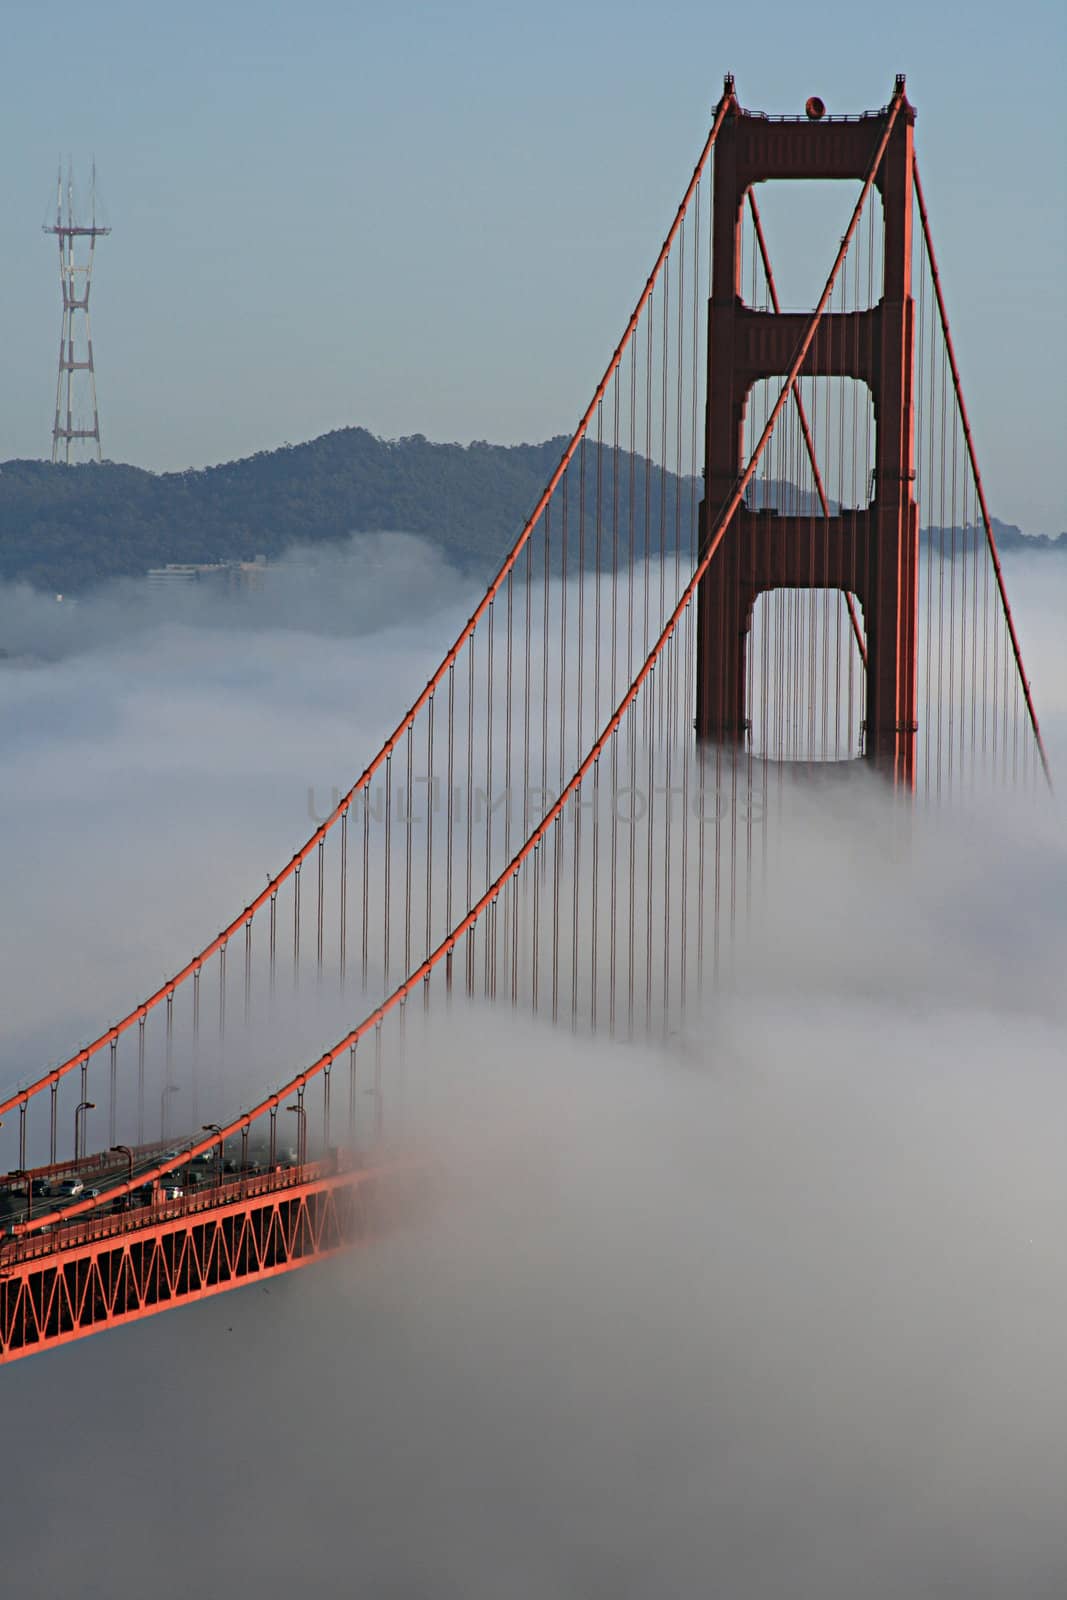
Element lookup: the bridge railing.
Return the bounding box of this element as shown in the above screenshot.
[0,1149,406,1266]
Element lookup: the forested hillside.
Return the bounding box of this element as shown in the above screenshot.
[0,431,570,592]
[1,427,1061,593]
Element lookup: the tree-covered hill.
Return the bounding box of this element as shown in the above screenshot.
[0,431,573,592]
[0,427,1062,594]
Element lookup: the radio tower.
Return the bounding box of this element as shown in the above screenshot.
[44,160,111,464]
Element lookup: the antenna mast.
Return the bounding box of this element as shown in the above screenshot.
[44,159,111,464]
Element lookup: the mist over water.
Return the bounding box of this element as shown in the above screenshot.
[1,537,1065,1595]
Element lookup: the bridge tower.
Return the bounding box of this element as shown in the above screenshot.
[696,77,918,786]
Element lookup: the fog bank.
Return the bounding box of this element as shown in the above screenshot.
[1,538,1065,1597]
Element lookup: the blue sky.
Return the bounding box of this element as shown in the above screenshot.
[1,0,1063,531]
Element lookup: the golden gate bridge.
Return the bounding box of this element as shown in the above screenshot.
[0,76,1050,1362]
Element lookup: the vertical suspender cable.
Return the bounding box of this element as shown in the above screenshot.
[293,862,302,983]
[361,796,370,988]
[465,632,476,993]
[383,751,393,985]
[484,600,495,996]
[137,1012,145,1144]
[316,837,325,977]
[108,1038,117,1146]
[426,691,434,978]
[340,806,348,986]
[404,723,414,976]
[445,662,455,991]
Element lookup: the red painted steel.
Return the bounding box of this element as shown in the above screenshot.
[0,1158,426,1363]
[696,77,918,785]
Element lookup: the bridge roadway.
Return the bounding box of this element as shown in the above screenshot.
[0,1140,190,1234]
[0,1136,301,1235]
[0,1145,426,1364]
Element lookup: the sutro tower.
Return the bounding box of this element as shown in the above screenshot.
[44,160,111,464]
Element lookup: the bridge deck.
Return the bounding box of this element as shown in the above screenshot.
[0,1156,425,1365]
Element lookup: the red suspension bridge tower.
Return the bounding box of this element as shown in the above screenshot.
[696,76,919,785]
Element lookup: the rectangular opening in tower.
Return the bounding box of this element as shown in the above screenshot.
[746,587,867,764]
[740,180,884,314]
[744,376,876,520]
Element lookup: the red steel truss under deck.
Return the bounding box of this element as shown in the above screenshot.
[0,1157,427,1365]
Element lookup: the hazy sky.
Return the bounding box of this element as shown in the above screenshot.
[1,0,1064,531]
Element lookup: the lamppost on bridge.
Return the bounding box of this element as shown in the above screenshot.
[202,1124,223,1188]
[74,1100,95,1163]
[285,1102,307,1168]
[160,1084,179,1140]
[110,1144,134,1191]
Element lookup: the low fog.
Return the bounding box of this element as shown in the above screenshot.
[1,536,1065,1597]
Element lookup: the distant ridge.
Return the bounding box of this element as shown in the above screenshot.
[1,427,1062,593]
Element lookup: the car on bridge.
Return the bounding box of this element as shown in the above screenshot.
[56,1177,84,1197]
